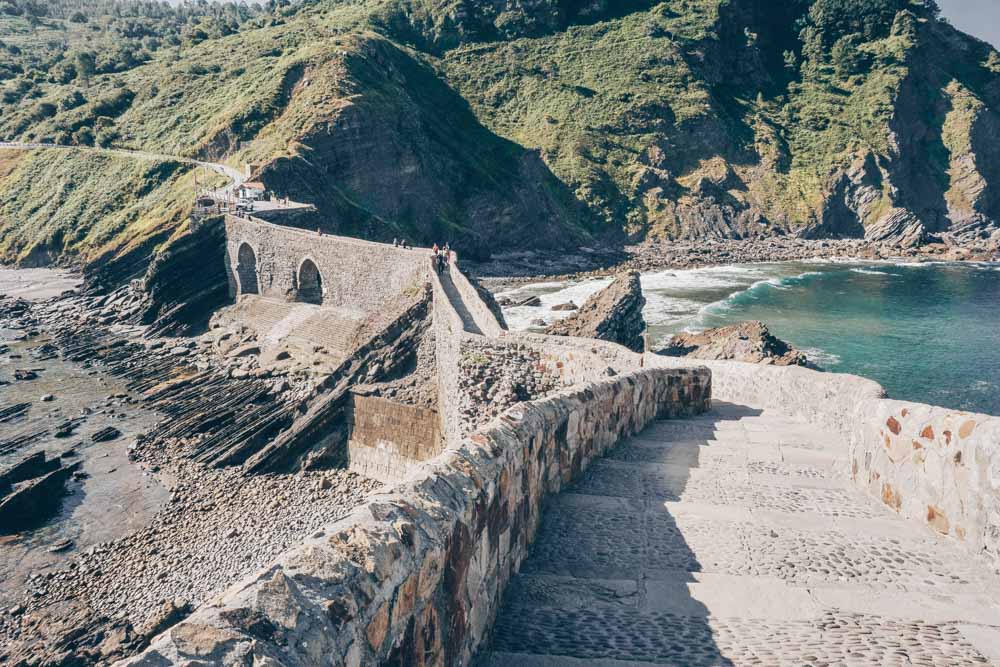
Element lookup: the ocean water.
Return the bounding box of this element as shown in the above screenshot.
[498,261,1000,415]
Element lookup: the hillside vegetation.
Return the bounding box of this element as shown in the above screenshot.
[1,0,999,276]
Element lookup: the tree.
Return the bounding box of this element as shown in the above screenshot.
[74,50,96,85]
[783,50,798,72]
[831,33,869,76]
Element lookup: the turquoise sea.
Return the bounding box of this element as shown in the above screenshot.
[498,260,1000,416]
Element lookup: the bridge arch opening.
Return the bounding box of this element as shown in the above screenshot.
[236,242,259,296]
[297,258,324,305]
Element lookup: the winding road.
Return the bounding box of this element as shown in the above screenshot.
[0,141,246,197]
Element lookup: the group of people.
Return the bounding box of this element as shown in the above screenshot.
[431,242,451,274]
[390,238,452,273]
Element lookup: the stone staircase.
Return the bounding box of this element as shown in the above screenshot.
[482,402,1000,666]
[233,296,363,359]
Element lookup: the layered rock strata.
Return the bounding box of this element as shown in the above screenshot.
[544,271,647,353]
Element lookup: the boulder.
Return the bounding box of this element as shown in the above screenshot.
[544,271,646,352]
[551,301,578,311]
[658,321,810,367]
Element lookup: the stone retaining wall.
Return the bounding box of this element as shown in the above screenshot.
[345,392,443,483]
[431,269,466,447]
[848,399,1000,564]
[224,216,429,311]
[122,366,711,666]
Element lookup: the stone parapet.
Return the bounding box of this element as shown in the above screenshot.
[445,261,506,337]
[120,366,711,666]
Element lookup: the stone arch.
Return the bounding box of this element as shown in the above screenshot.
[296,257,324,305]
[236,242,259,296]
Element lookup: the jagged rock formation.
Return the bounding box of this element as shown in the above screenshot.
[659,321,809,367]
[545,271,646,352]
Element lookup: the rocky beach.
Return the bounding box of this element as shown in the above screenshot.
[0,272,381,664]
[472,236,1000,287]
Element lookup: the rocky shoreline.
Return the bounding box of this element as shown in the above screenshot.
[0,287,381,664]
[471,237,1000,286]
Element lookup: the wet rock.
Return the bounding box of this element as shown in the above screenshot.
[13,369,38,381]
[0,462,81,534]
[658,320,811,367]
[516,295,542,307]
[48,539,74,553]
[92,427,122,443]
[544,271,646,353]
[41,394,55,402]
[551,301,578,311]
[1,451,61,489]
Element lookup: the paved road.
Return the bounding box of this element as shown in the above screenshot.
[483,402,1000,666]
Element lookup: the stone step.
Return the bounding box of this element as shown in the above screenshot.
[231,296,363,356]
[488,606,992,665]
[484,408,1000,667]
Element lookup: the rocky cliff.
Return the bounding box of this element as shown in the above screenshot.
[545,271,646,352]
[1,0,999,277]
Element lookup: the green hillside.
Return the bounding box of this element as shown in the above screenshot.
[1,0,998,276]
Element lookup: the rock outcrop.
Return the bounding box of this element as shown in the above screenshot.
[544,271,646,353]
[658,321,810,367]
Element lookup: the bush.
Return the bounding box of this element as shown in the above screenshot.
[72,126,94,146]
[91,88,134,117]
[58,90,85,111]
[35,102,57,119]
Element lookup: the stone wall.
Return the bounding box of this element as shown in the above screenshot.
[446,261,505,336]
[122,366,711,666]
[345,391,443,483]
[641,353,1000,568]
[848,400,1000,564]
[224,216,430,311]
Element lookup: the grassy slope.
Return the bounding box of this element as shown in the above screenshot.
[0,148,225,272]
[1,0,999,274]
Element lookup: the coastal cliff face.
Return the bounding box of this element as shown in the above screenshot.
[1,0,999,275]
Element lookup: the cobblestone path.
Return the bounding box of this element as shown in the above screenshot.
[483,402,1000,666]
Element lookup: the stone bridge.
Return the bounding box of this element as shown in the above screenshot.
[126,229,1000,665]
[224,214,429,311]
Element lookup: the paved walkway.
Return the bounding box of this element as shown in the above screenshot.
[437,267,483,335]
[484,402,1000,666]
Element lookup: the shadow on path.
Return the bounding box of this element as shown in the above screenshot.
[480,402,762,665]
[437,268,483,335]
